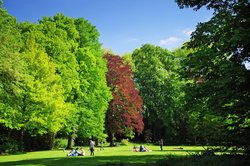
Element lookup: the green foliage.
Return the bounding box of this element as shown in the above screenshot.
[74,18,112,139]
[176,0,250,150]
[132,44,185,143]
[2,21,68,138]
[120,139,130,146]
[0,7,23,130]
[0,9,73,151]
[0,9,111,151]
[37,14,112,147]
[102,48,114,55]
[123,127,135,139]
[53,138,68,149]
[143,129,153,143]
[20,23,68,134]
[122,53,135,72]
[0,135,18,154]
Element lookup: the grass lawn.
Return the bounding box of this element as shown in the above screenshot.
[0,145,201,166]
[0,145,249,166]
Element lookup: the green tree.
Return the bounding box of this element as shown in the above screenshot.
[0,5,24,151]
[20,22,70,141]
[74,18,112,140]
[38,14,112,148]
[0,8,111,151]
[172,48,194,144]
[122,53,135,72]
[132,44,183,143]
[176,0,250,151]
[0,12,69,150]
[38,15,80,148]
[0,5,22,88]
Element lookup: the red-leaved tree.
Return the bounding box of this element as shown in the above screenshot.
[105,54,144,146]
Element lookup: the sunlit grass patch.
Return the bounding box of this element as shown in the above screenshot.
[0,145,248,166]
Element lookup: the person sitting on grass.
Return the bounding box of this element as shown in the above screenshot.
[67,148,79,156]
[78,147,85,156]
[74,148,79,156]
[144,146,150,152]
[139,145,150,152]
[131,145,139,152]
[67,148,74,156]
[139,145,145,152]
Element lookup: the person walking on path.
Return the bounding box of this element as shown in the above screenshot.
[160,139,163,151]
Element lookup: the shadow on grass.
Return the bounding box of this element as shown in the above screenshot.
[155,155,250,166]
[1,153,249,166]
[0,149,204,166]
[0,151,28,156]
[0,155,163,166]
[154,149,203,152]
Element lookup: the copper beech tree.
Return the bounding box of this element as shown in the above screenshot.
[105,54,144,146]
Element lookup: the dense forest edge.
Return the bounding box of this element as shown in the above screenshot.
[0,0,249,159]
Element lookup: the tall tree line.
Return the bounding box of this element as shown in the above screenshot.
[175,0,250,152]
[1,0,249,154]
[129,1,250,152]
[0,5,112,152]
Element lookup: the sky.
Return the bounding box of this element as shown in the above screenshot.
[3,0,213,55]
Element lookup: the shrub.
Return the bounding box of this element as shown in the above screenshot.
[144,129,152,143]
[53,138,68,149]
[120,139,130,146]
[0,135,18,154]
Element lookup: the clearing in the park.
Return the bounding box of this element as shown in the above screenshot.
[0,145,249,166]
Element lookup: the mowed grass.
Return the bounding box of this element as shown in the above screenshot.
[0,145,203,166]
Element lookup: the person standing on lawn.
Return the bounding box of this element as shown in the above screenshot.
[89,140,95,156]
[160,139,163,151]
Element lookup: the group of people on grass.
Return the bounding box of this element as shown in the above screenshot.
[132,144,150,152]
[67,139,163,156]
[67,147,86,156]
[67,139,97,156]
[132,139,163,152]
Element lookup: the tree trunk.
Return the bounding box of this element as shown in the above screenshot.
[109,132,115,147]
[7,129,12,138]
[20,128,24,152]
[66,133,73,149]
[49,132,56,150]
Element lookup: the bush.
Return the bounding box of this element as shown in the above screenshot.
[144,129,152,143]
[53,138,68,149]
[120,139,130,146]
[0,135,18,154]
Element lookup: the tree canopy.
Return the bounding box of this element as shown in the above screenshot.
[132,44,185,143]
[0,9,112,151]
[105,53,143,146]
[1,0,250,154]
[176,0,250,151]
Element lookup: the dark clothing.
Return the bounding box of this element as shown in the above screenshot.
[160,139,163,151]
